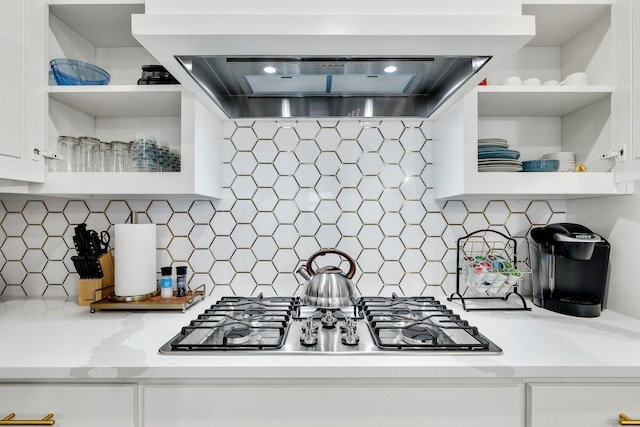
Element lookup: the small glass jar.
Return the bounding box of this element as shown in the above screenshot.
[98,140,112,172]
[79,136,100,172]
[110,141,130,172]
[56,136,79,172]
[130,134,159,172]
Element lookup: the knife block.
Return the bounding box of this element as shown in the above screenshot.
[77,252,114,306]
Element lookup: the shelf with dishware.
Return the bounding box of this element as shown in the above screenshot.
[432,0,634,200]
[32,0,223,198]
[37,87,222,199]
[433,86,628,200]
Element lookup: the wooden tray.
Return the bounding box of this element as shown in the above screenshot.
[90,285,206,313]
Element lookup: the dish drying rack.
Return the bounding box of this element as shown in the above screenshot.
[448,229,531,311]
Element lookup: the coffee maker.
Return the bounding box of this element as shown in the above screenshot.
[529,223,610,318]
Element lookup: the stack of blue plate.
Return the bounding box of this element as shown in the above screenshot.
[478,138,522,172]
[522,159,559,172]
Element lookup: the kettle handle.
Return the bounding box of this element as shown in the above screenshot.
[306,249,357,279]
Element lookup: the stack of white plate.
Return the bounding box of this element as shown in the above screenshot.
[478,138,509,149]
[478,159,523,172]
[478,138,522,172]
[542,152,575,172]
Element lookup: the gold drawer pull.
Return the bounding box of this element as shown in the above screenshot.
[0,413,55,425]
[620,413,640,425]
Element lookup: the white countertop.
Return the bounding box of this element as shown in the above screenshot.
[1,295,640,381]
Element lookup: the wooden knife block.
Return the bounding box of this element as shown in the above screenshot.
[77,252,114,306]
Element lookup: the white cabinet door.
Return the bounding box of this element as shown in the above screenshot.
[0,0,46,183]
[144,383,524,427]
[0,383,136,427]
[528,383,640,427]
[618,0,640,182]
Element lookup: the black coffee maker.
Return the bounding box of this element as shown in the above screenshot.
[529,223,610,318]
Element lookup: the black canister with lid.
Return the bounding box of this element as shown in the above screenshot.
[176,266,188,297]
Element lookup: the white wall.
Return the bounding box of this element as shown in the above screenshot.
[569,193,640,319]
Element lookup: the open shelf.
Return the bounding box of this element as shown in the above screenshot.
[523,2,612,47]
[446,171,626,199]
[48,85,182,117]
[30,171,220,199]
[477,86,613,116]
[49,1,144,47]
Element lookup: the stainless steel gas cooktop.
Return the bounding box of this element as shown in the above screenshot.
[160,294,501,355]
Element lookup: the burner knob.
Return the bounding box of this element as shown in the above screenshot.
[300,327,318,347]
[340,317,356,332]
[321,311,338,328]
[302,317,318,334]
[341,326,360,346]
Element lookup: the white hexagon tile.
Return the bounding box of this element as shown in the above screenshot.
[0,120,567,297]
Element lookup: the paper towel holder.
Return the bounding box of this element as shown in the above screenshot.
[112,218,158,299]
[130,211,139,224]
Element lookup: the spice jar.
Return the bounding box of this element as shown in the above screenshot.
[176,266,188,297]
[160,266,173,298]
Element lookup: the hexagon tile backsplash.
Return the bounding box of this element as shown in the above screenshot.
[0,119,566,298]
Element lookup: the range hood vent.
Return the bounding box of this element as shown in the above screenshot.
[177,56,489,118]
[132,1,535,119]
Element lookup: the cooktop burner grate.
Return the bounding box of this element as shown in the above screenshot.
[161,294,501,354]
[361,295,494,351]
[169,295,296,351]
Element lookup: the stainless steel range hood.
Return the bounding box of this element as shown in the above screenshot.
[176,55,490,118]
[132,0,535,119]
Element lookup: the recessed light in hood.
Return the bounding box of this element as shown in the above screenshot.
[132,1,535,119]
[176,56,489,118]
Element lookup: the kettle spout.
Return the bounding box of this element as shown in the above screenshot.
[296,265,310,281]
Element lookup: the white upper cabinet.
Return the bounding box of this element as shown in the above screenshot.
[0,0,46,184]
[615,0,640,182]
[16,0,222,199]
[433,0,635,199]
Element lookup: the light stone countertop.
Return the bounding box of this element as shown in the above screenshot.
[1,295,639,381]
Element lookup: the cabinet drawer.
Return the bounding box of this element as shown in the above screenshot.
[145,383,523,427]
[528,383,640,427]
[0,383,136,427]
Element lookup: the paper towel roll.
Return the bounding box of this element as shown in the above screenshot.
[114,224,157,297]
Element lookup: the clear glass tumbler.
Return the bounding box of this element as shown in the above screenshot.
[98,140,112,172]
[158,141,172,172]
[56,135,79,172]
[130,134,159,172]
[79,136,100,172]
[170,148,181,172]
[111,141,130,172]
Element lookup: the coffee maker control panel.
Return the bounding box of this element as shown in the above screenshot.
[554,232,601,243]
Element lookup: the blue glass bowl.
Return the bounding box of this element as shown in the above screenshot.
[522,159,560,172]
[50,59,110,85]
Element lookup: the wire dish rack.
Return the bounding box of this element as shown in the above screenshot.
[448,229,531,311]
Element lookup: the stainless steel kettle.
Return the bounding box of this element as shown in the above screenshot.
[296,249,359,308]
